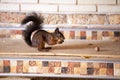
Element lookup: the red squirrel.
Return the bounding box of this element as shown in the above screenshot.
[21,12,65,51]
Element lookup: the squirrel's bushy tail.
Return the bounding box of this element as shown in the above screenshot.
[21,12,44,47]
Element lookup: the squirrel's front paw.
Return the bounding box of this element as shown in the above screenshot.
[45,47,52,49]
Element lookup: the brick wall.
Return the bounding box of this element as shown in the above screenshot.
[0,0,120,13]
[0,0,120,40]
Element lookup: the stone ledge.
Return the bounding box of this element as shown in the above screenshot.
[0,58,120,79]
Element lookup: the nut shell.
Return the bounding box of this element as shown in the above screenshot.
[95,47,100,52]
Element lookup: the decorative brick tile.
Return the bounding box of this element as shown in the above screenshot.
[10,60,17,66]
[68,62,74,68]
[114,63,120,76]
[4,66,10,73]
[80,31,86,39]
[107,63,113,69]
[11,66,16,73]
[36,61,42,68]
[54,67,61,74]
[86,31,92,40]
[42,61,49,67]
[61,67,68,73]
[23,60,29,73]
[42,67,49,73]
[92,31,97,40]
[68,67,74,74]
[54,62,61,67]
[36,61,42,73]
[114,69,120,76]
[102,31,109,37]
[114,63,120,69]
[114,32,120,37]
[102,31,111,40]
[87,62,93,68]
[17,60,23,66]
[74,62,80,67]
[4,60,10,66]
[0,66,3,73]
[49,67,55,73]
[0,60,3,73]
[99,63,107,68]
[75,30,80,39]
[29,61,36,66]
[49,61,55,67]
[74,67,80,74]
[81,62,87,68]
[10,60,17,73]
[16,60,23,73]
[61,62,68,67]
[69,31,75,39]
[87,68,94,75]
[29,66,37,73]
[93,68,99,75]
[107,69,114,76]
[93,63,100,68]
[97,31,102,40]
[64,31,70,39]
[80,68,87,75]
[99,68,107,76]
[16,66,23,73]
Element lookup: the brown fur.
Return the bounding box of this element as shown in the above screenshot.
[21,12,65,51]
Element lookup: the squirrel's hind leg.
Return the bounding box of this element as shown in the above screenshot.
[37,42,52,52]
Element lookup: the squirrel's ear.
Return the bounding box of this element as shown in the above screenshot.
[55,28,59,33]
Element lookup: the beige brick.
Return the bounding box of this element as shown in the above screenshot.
[108,14,120,24]
[0,3,19,11]
[68,14,106,24]
[42,14,67,24]
[98,5,120,12]
[39,0,76,4]
[59,5,96,12]
[1,0,38,3]
[78,0,116,4]
[0,12,26,23]
[21,4,57,12]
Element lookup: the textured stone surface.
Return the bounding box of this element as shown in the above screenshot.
[0,12,26,23]
[68,14,106,24]
[0,12,120,25]
[42,14,67,24]
[108,14,120,24]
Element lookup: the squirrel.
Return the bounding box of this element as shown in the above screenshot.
[21,12,65,51]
